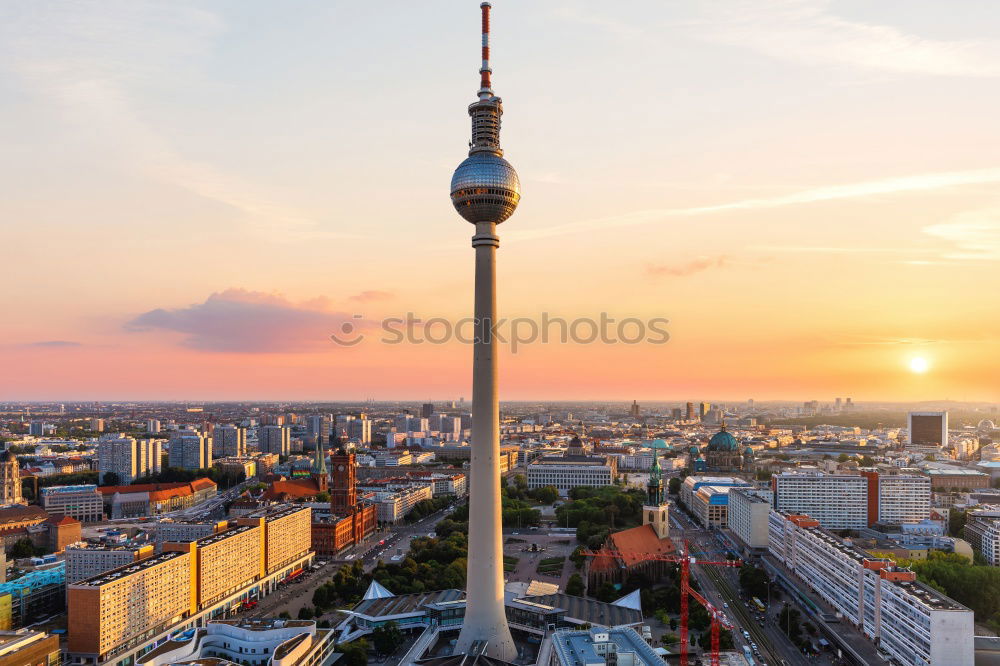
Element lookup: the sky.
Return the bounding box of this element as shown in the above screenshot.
[2,0,1000,402]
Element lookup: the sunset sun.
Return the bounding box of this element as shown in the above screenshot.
[909,356,930,374]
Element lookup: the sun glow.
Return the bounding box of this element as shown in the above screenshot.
[909,357,930,374]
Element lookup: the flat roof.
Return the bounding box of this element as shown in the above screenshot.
[195,524,254,547]
[552,627,662,666]
[71,551,186,587]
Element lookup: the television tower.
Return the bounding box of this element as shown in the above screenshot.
[450,2,520,660]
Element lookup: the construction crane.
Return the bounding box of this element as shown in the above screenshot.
[581,540,741,666]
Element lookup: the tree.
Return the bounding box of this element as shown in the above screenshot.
[101,471,121,487]
[297,606,315,620]
[529,485,559,504]
[837,454,850,463]
[371,621,404,656]
[336,639,370,666]
[566,573,585,597]
[778,605,802,641]
[738,564,770,599]
[949,508,967,537]
[698,629,734,651]
[595,581,618,603]
[9,538,36,559]
[668,477,682,495]
[316,491,330,503]
[278,611,291,620]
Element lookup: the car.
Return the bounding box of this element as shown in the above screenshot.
[723,602,728,608]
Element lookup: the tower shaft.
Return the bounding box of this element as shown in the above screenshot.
[454,221,516,660]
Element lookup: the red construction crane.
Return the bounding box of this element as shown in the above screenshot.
[581,541,741,666]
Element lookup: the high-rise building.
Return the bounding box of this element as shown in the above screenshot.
[698,402,711,419]
[214,425,246,457]
[685,402,695,420]
[146,419,160,434]
[0,450,23,505]
[97,437,161,484]
[671,407,682,420]
[306,415,331,442]
[28,422,46,436]
[259,425,290,456]
[772,471,868,529]
[168,432,212,470]
[769,511,973,666]
[862,471,931,526]
[421,403,435,418]
[728,487,771,551]
[908,411,948,447]
[629,400,640,418]
[448,3,519,657]
[90,418,105,432]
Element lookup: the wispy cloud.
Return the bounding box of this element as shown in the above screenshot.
[0,2,358,242]
[509,167,1000,241]
[698,0,1000,78]
[923,208,1000,260]
[25,340,82,348]
[646,256,729,278]
[349,290,394,303]
[125,289,374,353]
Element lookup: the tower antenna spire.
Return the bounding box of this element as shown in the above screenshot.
[479,2,493,99]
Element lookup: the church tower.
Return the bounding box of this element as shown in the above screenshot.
[329,447,357,516]
[0,450,23,506]
[643,448,669,540]
[312,439,328,493]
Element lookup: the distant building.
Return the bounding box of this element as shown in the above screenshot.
[168,433,211,470]
[259,425,290,457]
[40,485,104,522]
[908,411,948,448]
[0,451,23,506]
[526,452,616,495]
[964,506,1000,566]
[97,437,161,485]
[146,419,160,434]
[90,419,105,433]
[213,425,246,458]
[421,403,435,418]
[0,629,60,665]
[97,479,217,519]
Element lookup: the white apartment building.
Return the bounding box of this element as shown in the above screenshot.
[691,485,733,528]
[98,437,162,484]
[168,433,212,470]
[526,457,615,494]
[769,511,974,666]
[728,487,771,550]
[964,506,1000,566]
[214,425,247,458]
[259,425,290,457]
[874,474,931,526]
[371,486,434,523]
[772,472,868,529]
[679,476,749,512]
[65,543,154,583]
[155,519,228,550]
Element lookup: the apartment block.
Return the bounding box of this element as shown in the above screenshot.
[65,543,155,583]
[168,433,212,470]
[259,426,290,457]
[864,472,931,526]
[769,511,973,666]
[964,506,1000,566]
[98,437,161,484]
[252,505,312,574]
[154,519,229,550]
[165,523,262,611]
[728,487,771,550]
[68,551,194,662]
[772,472,868,529]
[213,425,247,458]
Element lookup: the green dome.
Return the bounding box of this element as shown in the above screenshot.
[708,428,739,452]
[651,439,669,449]
[688,445,701,455]
[744,446,754,456]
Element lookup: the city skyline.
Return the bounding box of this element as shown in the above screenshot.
[4,1,1000,402]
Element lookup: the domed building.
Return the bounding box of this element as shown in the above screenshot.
[703,423,746,473]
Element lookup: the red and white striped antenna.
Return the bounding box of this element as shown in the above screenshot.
[479,2,493,99]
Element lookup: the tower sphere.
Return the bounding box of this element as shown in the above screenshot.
[450,153,521,224]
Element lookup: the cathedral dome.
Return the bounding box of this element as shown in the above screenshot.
[651,438,669,449]
[688,445,700,456]
[707,426,739,452]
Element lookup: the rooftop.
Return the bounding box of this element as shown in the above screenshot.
[70,551,185,587]
[552,627,662,666]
